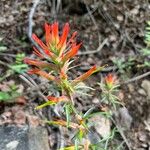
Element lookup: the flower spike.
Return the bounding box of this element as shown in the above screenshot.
[105,73,116,89]
[25,22,101,105]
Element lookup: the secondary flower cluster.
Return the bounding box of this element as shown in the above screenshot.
[25,22,97,104]
[105,73,117,89]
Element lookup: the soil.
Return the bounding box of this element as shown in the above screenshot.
[0,0,150,150]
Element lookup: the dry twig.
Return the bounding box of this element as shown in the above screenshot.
[28,0,46,56]
[19,73,48,102]
[83,0,100,40]
[122,71,150,84]
[111,118,132,150]
[78,38,108,55]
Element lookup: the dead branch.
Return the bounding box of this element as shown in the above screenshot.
[83,0,101,43]
[78,38,108,55]
[122,71,150,85]
[19,73,48,102]
[111,118,132,150]
[28,0,46,55]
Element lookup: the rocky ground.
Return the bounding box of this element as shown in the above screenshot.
[0,0,150,150]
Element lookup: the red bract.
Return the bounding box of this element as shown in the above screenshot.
[62,43,82,62]
[28,69,56,81]
[72,65,97,85]
[47,95,68,103]
[31,22,81,64]
[24,58,50,68]
[24,58,57,71]
[105,73,116,88]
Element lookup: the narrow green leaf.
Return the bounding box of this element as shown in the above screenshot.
[75,139,78,150]
[65,103,71,127]
[59,146,75,150]
[35,101,56,110]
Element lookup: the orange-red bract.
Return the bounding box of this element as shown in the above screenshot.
[47,95,68,103]
[105,73,116,88]
[72,65,97,85]
[31,22,81,64]
[28,69,56,81]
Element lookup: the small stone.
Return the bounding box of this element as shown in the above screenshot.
[1,111,12,120]
[8,15,14,22]
[87,57,94,64]
[4,4,9,8]
[0,37,4,41]
[17,84,24,93]
[117,15,124,21]
[138,89,146,96]
[13,110,26,125]
[84,0,94,5]
[141,80,150,99]
[0,119,12,125]
[6,140,19,150]
[2,111,12,118]
[119,107,133,129]
[115,0,121,2]
[27,115,41,127]
[128,94,132,99]
[118,91,124,101]
[137,148,146,150]
[92,97,99,104]
[0,125,49,150]
[138,133,147,142]
[130,8,139,15]
[12,10,19,15]
[109,35,117,42]
[128,84,134,92]
[141,143,148,148]
[89,115,111,138]
[0,17,6,24]
[114,23,120,29]
[144,120,150,132]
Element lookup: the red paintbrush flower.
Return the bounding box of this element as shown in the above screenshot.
[31,22,81,64]
[25,22,82,81]
[25,22,101,103]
